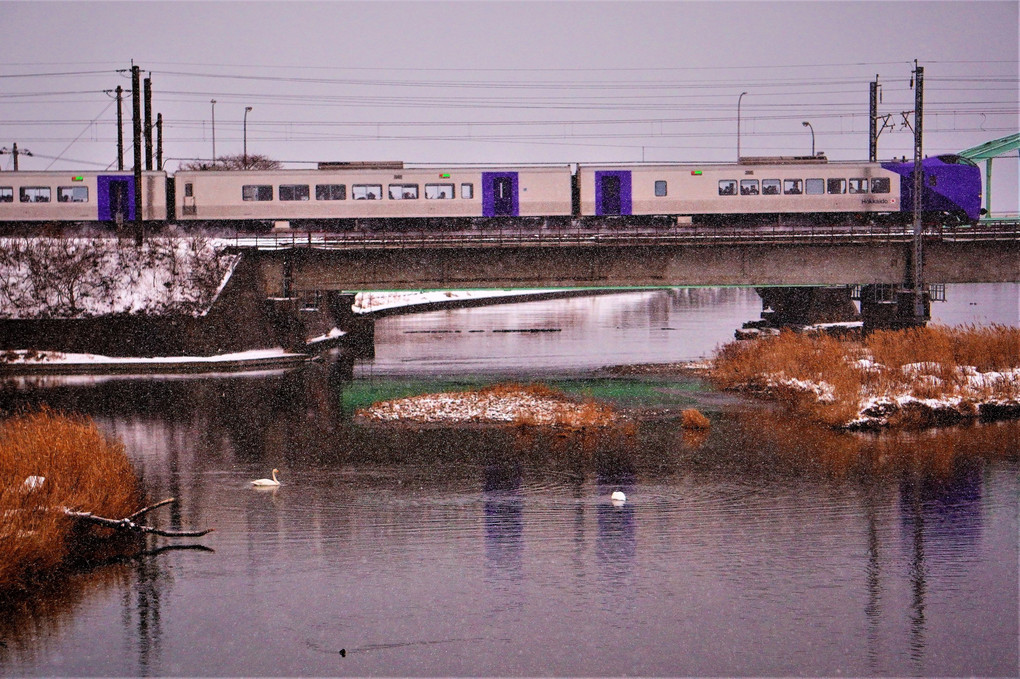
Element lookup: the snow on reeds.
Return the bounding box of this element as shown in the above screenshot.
[712,325,1020,429]
[0,410,141,595]
[357,382,628,429]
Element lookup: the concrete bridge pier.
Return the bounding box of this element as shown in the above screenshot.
[326,292,375,357]
[859,285,930,332]
[755,286,861,327]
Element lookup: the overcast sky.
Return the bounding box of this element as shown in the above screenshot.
[2,1,1017,211]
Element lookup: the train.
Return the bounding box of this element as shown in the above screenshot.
[0,154,983,232]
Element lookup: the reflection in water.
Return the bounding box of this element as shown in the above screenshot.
[482,459,524,599]
[0,285,1016,676]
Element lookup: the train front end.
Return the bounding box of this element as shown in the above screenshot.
[883,155,983,225]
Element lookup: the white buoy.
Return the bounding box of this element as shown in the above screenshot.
[610,490,626,505]
[251,469,281,487]
[21,475,45,493]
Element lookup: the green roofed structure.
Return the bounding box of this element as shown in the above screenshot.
[958,133,1020,218]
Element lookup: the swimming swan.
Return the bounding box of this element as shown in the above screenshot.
[251,469,280,487]
[610,490,627,505]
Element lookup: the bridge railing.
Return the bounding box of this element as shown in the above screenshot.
[223,218,1020,251]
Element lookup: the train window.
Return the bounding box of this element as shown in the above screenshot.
[654,181,668,197]
[242,185,273,201]
[461,183,473,199]
[184,183,193,198]
[388,184,419,200]
[762,179,781,195]
[57,186,89,203]
[315,184,346,200]
[783,179,803,195]
[0,188,13,203]
[718,180,737,196]
[871,177,891,193]
[20,187,51,203]
[827,178,846,194]
[848,178,868,194]
[279,184,310,201]
[739,179,759,195]
[425,184,455,199]
[352,184,382,200]
[805,179,824,195]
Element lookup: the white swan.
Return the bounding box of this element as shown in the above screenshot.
[251,469,280,487]
[610,490,626,505]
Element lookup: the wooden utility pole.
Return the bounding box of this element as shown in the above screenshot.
[156,113,163,170]
[132,64,143,244]
[0,142,32,171]
[144,74,153,171]
[116,86,124,170]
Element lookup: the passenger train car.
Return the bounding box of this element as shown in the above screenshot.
[173,164,574,229]
[0,171,167,228]
[577,155,982,225]
[0,154,981,231]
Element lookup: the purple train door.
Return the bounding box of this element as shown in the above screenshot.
[595,171,632,216]
[482,172,518,217]
[97,175,135,222]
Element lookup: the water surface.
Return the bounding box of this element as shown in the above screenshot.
[0,285,1016,677]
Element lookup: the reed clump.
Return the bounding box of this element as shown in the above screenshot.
[712,325,1020,429]
[0,410,141,595]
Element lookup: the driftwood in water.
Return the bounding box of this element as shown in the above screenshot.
[62,497,213,538]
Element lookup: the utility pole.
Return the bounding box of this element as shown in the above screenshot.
[0,143,32,171]
[211,99,217,165]
[116,85,124,170]
[144,74,153,171]
[132,64,144,244]
[910,61,926,324]
[869,75,879,162]
[156,113,163,170]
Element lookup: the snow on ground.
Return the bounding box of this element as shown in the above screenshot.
[352,289,569,314]
[750,362,1020,429]
[0,235,238,319]
[357,387,622,427]
[0,348,308,372]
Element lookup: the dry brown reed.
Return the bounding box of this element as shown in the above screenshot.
[712,325,1020,428]
[0,409,141,595]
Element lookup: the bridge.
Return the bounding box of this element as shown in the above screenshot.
[227,220,1019,293]
[217,219,1018,344]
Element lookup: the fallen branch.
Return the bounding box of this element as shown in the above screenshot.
[62,497,214,538]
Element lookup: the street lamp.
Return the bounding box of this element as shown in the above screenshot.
[802,121,815,156]
[737,91,748,161]
[243,106,253,169]
[210,99,217,165]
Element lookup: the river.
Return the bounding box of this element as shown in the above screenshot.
[0,284,1016,677]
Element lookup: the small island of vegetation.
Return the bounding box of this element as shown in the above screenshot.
[711,324,1019,429]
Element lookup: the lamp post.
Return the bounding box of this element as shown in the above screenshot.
[801,121,815,156]
[737,91,748,161]
[210,99,217,166]
[243,106,253,169]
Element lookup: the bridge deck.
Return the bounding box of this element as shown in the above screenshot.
[224,219,1020,252]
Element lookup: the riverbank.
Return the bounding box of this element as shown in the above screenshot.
[709,325,1019,429]
[0,347,314,374]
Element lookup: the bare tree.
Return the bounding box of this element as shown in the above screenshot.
[179,153,282,171]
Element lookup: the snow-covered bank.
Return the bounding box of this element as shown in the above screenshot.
[0,235,237,319]
[0,348,309,374]
[352,289,573,314]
